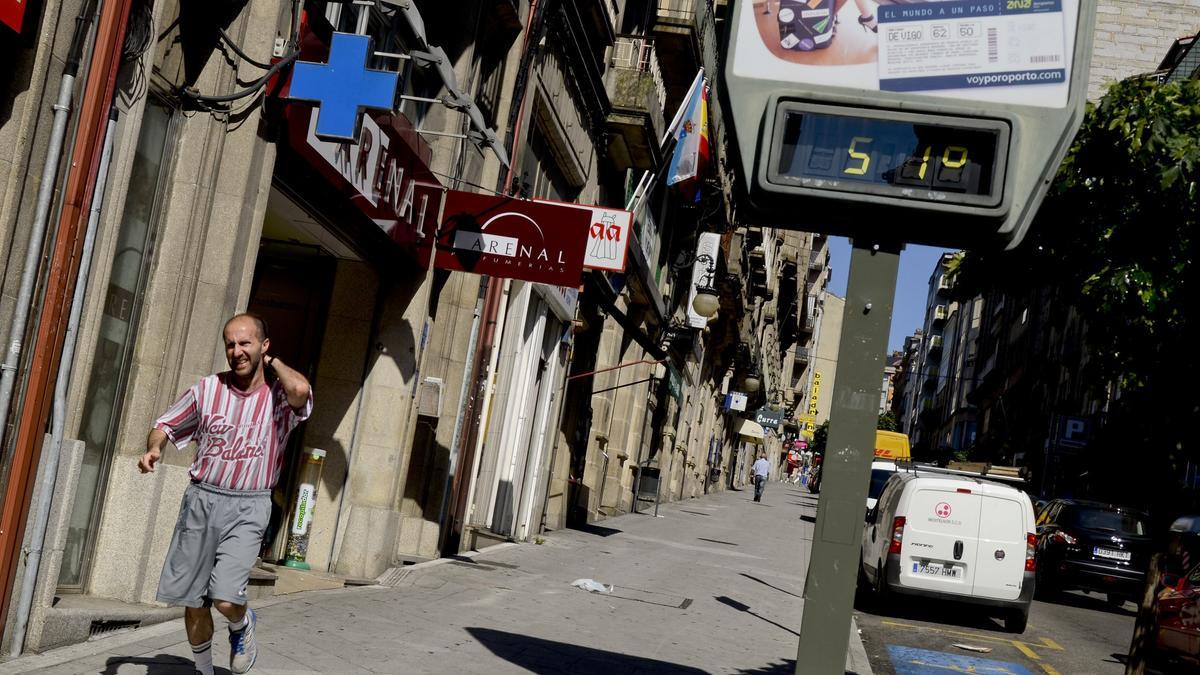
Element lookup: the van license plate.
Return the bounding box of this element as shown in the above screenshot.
[1094,547,1131,561]
[913,562,960,578]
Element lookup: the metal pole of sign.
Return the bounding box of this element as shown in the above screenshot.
[796,241,900,675]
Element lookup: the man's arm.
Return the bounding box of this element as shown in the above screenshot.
[139,428,168,473]
[267,356,311,410]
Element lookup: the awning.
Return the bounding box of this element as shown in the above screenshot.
[736,419,765,444]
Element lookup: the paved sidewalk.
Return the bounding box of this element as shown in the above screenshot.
[3,481,871,674]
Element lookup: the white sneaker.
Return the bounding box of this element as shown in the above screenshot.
[228,608,258,674]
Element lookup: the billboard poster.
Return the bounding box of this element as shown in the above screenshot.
[734,0,1079,108]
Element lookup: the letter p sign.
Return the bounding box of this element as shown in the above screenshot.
[1060,416,1089,447]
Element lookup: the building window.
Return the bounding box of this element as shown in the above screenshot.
[58,97,177,589]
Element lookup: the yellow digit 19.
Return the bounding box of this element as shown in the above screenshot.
[844,137,873,176]
[942,145,969,169]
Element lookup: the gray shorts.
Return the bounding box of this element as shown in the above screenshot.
[157,481,270,608]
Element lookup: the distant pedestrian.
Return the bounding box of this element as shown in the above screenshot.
[752,452,771,502]
[138,313,313,675]
[785,449,801,484]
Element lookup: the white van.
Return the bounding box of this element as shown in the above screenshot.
[860,471,1037,633]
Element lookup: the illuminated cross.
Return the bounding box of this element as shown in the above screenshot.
[289,33,399,141]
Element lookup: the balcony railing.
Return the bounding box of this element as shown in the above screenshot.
[611,36,668,108]
[929,335,944,351]
[933,305,948,322]
[657,0,698,23]
[605,36,667,170]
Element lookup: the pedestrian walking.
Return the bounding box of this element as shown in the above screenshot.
[752,452,770,502]
[138,313,312,675]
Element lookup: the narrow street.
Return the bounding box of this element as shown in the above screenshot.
[3,483,850,675]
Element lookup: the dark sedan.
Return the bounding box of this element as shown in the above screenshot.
[1035,499,1153,607]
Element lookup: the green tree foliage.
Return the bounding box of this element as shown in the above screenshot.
[955,77,1200,499]
[877,411,899,432]
[811,420,830,456]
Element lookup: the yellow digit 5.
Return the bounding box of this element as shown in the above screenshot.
[942,145,969,169]
[844,137,873,176]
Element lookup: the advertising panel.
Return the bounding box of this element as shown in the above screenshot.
[431,191,592,287]
[734,0,1080,109]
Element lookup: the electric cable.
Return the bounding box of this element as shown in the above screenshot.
[218,26,275,70]
[182,51,299,105]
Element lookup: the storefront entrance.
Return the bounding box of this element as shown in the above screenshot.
[248,187,338,561]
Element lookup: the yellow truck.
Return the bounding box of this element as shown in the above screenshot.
[874,430,911,461]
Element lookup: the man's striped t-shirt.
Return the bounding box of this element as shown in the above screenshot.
[154,372,313,491]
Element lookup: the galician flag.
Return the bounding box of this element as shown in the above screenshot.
[666,77,710,194]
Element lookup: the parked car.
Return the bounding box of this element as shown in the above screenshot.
[1151,559,1200,669]
[867,460,899,511]
[1034,499,1153,607]
[860,470,1037,633]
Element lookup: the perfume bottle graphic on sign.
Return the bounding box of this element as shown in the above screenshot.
[589,213,621,262]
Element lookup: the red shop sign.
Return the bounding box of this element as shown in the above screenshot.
[2,0,27,33]
[428,191,592,287]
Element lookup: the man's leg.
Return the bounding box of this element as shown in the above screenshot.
[210,492,270,674]
[184,606,215,675]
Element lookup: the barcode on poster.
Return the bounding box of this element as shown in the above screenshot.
[987,27,998,63]
[1030,54,1061,64]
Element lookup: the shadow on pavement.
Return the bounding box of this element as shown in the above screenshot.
[465,627,706,674]
[715,596,800,637]
[863,594,1006,632]
[103,654,231,674]
[1037,589,1138,617]
[739,572,802,598]
[570,523,622,537]
[731,659,867,675]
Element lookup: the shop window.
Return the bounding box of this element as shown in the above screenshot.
[58,97,176,589]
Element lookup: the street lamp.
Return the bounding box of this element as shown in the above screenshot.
[743,372,762,393]
[691,253,720,319]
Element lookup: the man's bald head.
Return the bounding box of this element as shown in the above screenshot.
[224,313,268,341]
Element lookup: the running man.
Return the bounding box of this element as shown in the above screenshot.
[139,313,312,675]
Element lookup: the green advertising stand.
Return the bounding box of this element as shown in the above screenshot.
[284,448,327,570]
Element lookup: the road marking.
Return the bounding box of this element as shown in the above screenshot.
[881,620,1066,661]
[1038,664,1062,675]
[888,645,1034,675]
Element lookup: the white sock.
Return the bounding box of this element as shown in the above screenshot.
[228,614,248,632]
[192,639,214,675]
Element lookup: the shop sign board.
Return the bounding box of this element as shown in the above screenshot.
[724,0,1098,250]
[754,407,785,430]
[429,191,592,287]
[289,33,399,141]
[1,0,26,33]
[534,200,633,272]
[724,392,748,412]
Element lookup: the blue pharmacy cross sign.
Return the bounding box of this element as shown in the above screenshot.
[288,33,399,141]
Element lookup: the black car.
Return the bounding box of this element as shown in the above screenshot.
[1035,499,1153,606]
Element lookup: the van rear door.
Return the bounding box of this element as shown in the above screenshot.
[898,484,980,597]
[972,493,1027,601]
